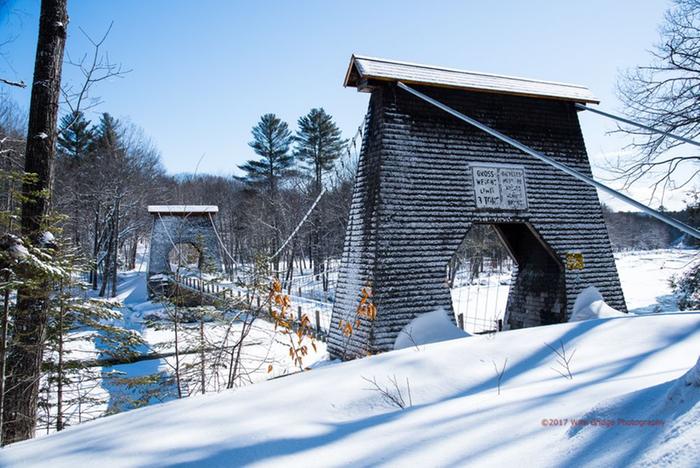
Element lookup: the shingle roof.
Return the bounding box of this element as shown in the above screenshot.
[344,55,599,104]
[147,205,219,214]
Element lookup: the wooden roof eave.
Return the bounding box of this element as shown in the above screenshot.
[343,54,361,89]
[342,55,600,105]
[356,76,600,105]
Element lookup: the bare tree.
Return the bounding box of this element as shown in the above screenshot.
[545,340,575,381]
[60,22,129,125]
[615,0,700,199]
[492,358,508,395]
[362,375,413,409]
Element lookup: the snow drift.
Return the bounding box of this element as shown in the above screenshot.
[1,312,699,467]
[569,286,626,322]
[393,308,469,350]
[557,355,700,467]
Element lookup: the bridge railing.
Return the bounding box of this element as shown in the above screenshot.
[170,271,333,339]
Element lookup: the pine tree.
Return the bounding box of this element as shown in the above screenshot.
[238,114,294,261]
[89,113,124,298]
[294,108,346,195]
[91,112,121,156]
[56,111,95,248]
[294,109,346,277]
[238,113,294,198]
[42,243,144,431]
[57,111,93,161]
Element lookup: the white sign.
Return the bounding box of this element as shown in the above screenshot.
[472,164,528,210]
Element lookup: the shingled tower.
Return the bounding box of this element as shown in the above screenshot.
[328,55,626,359]
[147,205,223,295]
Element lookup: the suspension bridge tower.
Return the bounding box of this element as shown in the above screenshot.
[146,205,223,295]
[328,55,626,359]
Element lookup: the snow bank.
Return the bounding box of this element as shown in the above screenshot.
[147,273,169,281]
[569,286,626,322]
[667,355,700,402]
[614,249,697,314]
[4,313,698,467]
[393,308,469,350]
[556,354,700,467]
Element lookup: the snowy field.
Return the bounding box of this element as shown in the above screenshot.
[4,248,699,466]
[615,249,698,314]
[2,312,698,467]
[450,248,698,334]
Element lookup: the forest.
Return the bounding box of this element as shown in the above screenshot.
[1,98,360,295]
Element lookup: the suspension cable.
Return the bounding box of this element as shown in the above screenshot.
[575,104,700,148]
[269,188,326,260]
[207,212,240,268]
[397,81,700,240]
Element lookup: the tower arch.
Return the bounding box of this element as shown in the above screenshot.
[147,205,223,294]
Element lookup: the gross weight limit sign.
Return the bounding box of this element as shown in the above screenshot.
[472,164,528,210]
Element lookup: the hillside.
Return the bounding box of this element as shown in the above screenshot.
[1,312,698,467]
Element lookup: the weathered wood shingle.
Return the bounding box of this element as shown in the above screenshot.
[328,82,625,360]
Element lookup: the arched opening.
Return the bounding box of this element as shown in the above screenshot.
[447,224,515,334]
[495,223,566,330]
[168,242,203,274]
[447,223,566,334]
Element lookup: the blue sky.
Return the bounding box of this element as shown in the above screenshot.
[0,0,689,209]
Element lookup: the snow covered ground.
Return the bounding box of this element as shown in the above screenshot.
[104,267,327,400]
[2,312,698,467]
[450,248,698,333]
[42,249,328,431]
[615,249,698,314]
[451,270,511,334]
[4,248,699,466]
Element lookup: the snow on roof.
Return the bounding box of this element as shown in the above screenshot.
[147,205,219,214]
[344,54,599,104]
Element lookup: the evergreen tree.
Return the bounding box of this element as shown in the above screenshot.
[237,114,294,262]
[294,108,346,195]
[91,113,122,156]
[238,113,294,197]
[294,109,346,278]
[55,111,95,249]
[41,243,144,431]
[56,111,94,161]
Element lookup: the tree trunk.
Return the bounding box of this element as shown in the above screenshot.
[128,234,137,270]
[311,165,322,277]
[173,303,182,399]
[284,248,294,294]
[199,320,205,395]
[56,279,64,432]
[99,216,113,297]
[2,0,68,445]
[110,197,119,297]
[90,204,100,289]
[0,279,11,438]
